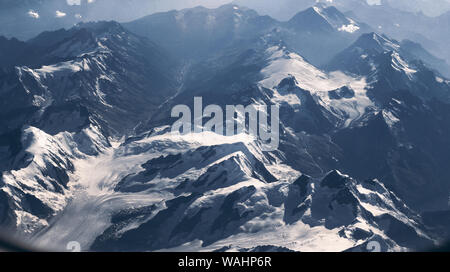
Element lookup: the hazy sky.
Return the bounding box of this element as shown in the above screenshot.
[65,0,235,22]
[67,0,233,10]
[63,0,450,20]
[20,0,449,24]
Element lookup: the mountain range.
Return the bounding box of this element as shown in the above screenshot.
[0,3,450,252]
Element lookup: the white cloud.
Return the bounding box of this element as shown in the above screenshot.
[28,10,40,19]
[366,0,382,5]
[67,0,94,5]
[338,24,360,33]
[56,10,67,18]
[67,0,81,5]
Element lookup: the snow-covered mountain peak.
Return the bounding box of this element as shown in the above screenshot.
[288,4,362,34]
[352,32,401,55]
[327,31,450,103]
[288,6,335,32]
[291,169,434,251]
[165,3,260,30]
[260,45,374,128]
[314,4,360,32]
[20,20,153,66]
[320,169,353,189]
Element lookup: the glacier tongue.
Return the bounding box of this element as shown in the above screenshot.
[30,131,269,250]
[1,124,109,235]
[24,129,434,252]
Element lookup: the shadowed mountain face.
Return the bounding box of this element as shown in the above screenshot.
[0,21,179,136]
[0,21,179,237]
[0,3,450,252]
[324,32,450,210]
[124,3,372,66]
[124,4,277,60]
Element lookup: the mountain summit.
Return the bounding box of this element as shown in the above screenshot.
[288,4,364,34]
